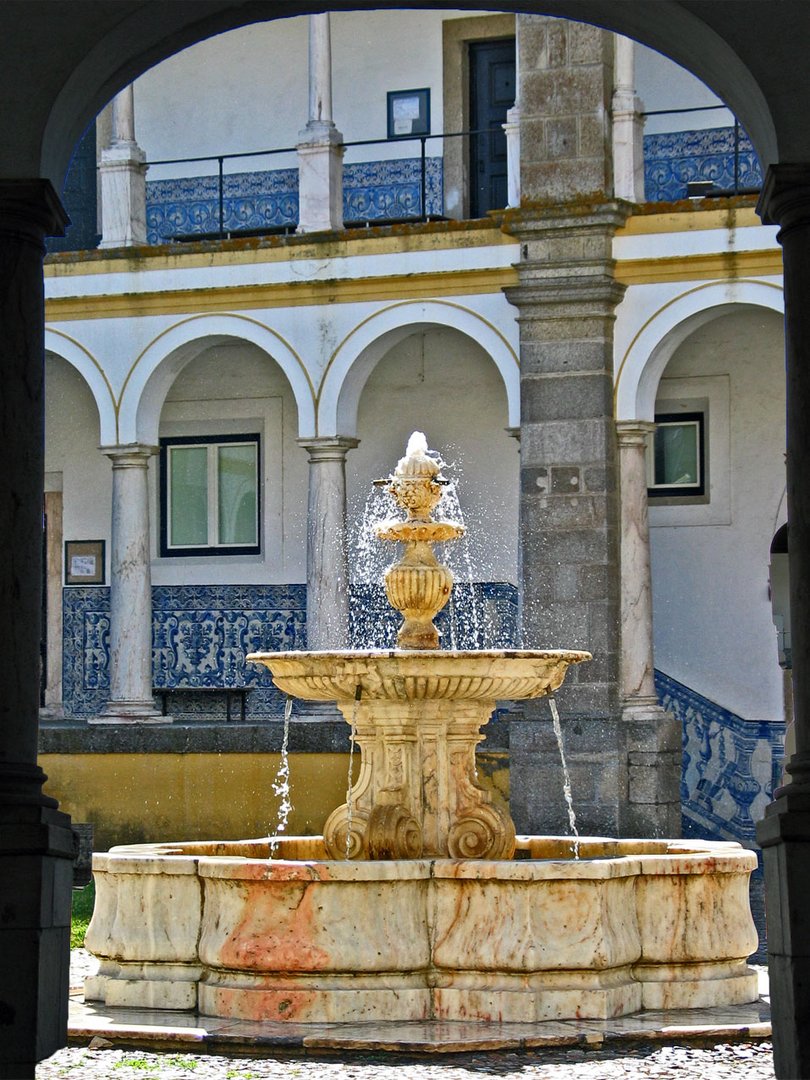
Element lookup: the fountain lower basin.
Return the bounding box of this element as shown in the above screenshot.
[85,834,759,1023]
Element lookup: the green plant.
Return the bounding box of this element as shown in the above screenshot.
[70,880,95,949]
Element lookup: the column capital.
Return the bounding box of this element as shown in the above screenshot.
[101,443,158,466]
[616,419,655,447]
[757,163,810,231]
[298,435,359,463]
[0,178,68,245]
[502,197,632,240]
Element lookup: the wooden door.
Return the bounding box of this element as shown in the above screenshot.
[469,38,515,217]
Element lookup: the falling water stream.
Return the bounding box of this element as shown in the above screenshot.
[269,696,293,858]
[345,686,361,859]
[547,695,580,859]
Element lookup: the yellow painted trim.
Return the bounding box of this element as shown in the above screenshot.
[317,296,520,405]
[118,312,315,431]
[616,248,782,285]
[45,268,518,322]
[614,278,785,409]
[618,205,763,236]
[44,326,116,408]
[44,223,515,279]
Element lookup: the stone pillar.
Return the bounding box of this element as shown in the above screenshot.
[616,420,680,836]
[94,445,162,724]
[297,13,344,233]
[99,85,147,248]
[0,180,74,1079]
[756,164,810,1080]
[504,18,631,837]
[299,437,359,649]
[612,36,645,203]
[503,15,521,208]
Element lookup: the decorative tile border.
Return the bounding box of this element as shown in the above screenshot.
[655,668,784,842]
[146,158,443,242]
[63,585,306,719]
[62,580,514,718]
[644,126,763,202]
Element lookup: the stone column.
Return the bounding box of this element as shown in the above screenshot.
[616,420,680,836]
[94,445,162,724]
[503,15,521,208]
[756,164,810,1080]
[504,18,632,837]
[612,36,645,203]
[99,85,147,248]
[0,180,74,1079]
[299,437,358,649]
[297,13,344,233]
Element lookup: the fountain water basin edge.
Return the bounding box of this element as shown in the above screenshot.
[85,835,760,1023]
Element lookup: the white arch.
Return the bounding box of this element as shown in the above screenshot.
[117,313,317,444]
[615,280,784,421]
[44,327,117,444]
[318,300,520,437]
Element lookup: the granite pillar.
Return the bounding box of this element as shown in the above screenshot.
[99,85,147,248]
[94,445,162,723]
[299,437,358,649]
[297,14,344,233]
[756,164,810,1080]
[617,420,680,836]
[503,17,631,837]
[0,179,74,1080]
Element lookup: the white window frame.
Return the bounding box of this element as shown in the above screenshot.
[647,411,706,498]
[160,434,261,557]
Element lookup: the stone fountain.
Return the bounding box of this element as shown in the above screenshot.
[85,433,759,1026]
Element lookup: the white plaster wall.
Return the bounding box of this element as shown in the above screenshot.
[152,340,308,584]
[132,9,496,179]
[649,308,786,720]
[348,326,519,583]
[634,41,732,134]
[45,354,112,579]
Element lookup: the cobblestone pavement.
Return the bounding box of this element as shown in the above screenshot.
[37,1041,776,1079]
[40,951,774,1079]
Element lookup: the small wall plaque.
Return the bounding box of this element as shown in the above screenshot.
[387,88,431,139]
[65,540,106,585]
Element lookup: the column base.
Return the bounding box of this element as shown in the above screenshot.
[91,700,168,725]
[621,699,681,837]
[757,785,810,1079]
[0,801,74,1074]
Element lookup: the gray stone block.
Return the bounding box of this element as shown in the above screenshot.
[521,418,611,465]
[521,373,613,423]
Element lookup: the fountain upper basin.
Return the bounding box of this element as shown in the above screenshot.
[248,648,591,702]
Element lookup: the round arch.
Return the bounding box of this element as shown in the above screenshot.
[318,300,520,438]
[117,313,316,445]
[29,1,791,188]
[615,280,785,422]
[44,327,116,443]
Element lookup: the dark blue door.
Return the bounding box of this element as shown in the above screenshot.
[469,38,516,217]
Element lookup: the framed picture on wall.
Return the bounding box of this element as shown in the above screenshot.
[387,88,430,139]
[65,540,106,585]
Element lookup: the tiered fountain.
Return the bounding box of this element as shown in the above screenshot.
[85,434,759,1025]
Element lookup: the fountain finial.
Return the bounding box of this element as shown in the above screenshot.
[374,432,464,649]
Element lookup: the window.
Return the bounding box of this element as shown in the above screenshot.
[647,412,705,499]
[160,434,260,556]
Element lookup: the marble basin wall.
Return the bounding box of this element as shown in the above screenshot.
[85,836,760,1023]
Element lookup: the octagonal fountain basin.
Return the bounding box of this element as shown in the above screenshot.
[85,835,759,1024]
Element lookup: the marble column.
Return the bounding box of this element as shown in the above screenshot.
[0,180,74,1079]
[611,36,645,203]
[616,420,680,836]
[756,164,810,1080]
[297,13,344,233]
[503,15,521,208]
[99,85,147,248]
[299,437,359,649]
[94,445,162,724]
